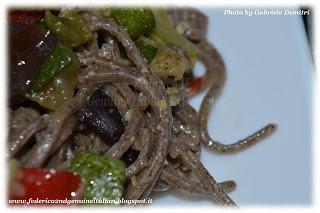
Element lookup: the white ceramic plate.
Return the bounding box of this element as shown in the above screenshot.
[152,7,313,206]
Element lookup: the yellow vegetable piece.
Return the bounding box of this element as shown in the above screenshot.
[26,47,79,110]
[150,8,197,64]
[149,46,191,81]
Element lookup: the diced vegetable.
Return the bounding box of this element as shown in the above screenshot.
[26,44,79,110]
[111,8,155,39]
[149,46,191,81]
[9,167,81,201]
[150,9,197,64]
[37,18,47,28]
[69,152,126,202]
[135,38,157,62]
[9,23,58,106]
[28,44,72,92]
[9,10,44,24]
[187,76,204,96]
[44,10,92,48]
[78,87,125,145]
[148,31,166,46]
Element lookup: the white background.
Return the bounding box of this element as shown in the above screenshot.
[153,7,313,206]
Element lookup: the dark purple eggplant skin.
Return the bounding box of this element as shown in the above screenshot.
[9,23,58,106]
[78,87,125,145]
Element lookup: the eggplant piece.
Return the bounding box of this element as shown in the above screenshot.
[9,23,58,106]
[78,88,125,145]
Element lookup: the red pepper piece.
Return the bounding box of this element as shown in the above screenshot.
[187,77,204,96]
[9,10,44,24]
[9,168,82,205]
